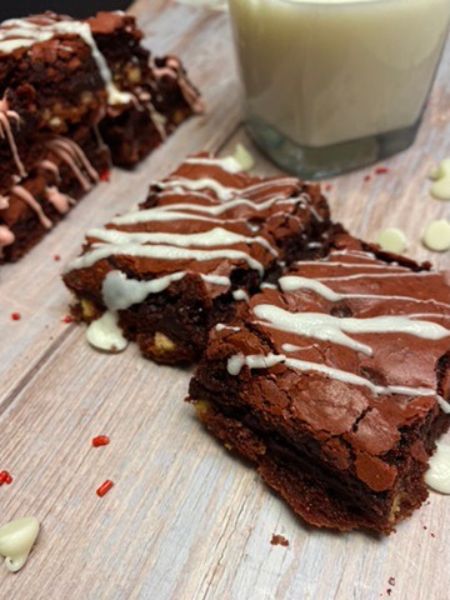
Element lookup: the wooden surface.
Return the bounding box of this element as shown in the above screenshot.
[1,2,449,599]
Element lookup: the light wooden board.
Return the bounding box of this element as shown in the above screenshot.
[0,2,449,599]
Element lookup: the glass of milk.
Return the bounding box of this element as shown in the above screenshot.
[229,0,450,178]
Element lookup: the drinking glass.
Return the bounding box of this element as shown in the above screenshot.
[229,0,450,179]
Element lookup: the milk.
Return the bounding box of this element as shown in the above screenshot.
[229,0,450,149]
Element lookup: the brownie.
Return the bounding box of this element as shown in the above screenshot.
[188,231,450,534]
[0,126,110,262]
[0,11,202,262]
[0,14,108,133]
[63,153,331,364]
[89,12,203,167]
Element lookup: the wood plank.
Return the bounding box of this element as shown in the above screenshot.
[0,1,449,599]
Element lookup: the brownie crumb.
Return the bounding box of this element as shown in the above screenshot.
[388,577,395,586]
[270,534,289,547]
[386,589,392,597]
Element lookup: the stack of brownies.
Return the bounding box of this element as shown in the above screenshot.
[64,153,450,534]
[0,11,202,262]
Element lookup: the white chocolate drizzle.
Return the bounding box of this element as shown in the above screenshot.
[102,270,233,313]
[0,96,26,178]
[12,185,52,229]
[45,186,75,214]
[39,159,61,182]
[67,166,311,285]
[215,323,241,332]
[68,243,264,274]
[47,136,99,191]
[293,259,408,271]
[152,56,204,114]
[185,155,242,174]
[253,304,450,357]
[153,175,300,204]
[0,18,132,106]
[227,352,446,404]
[103,270,187,311]
[0,224,15,255]
[279,274,450,312]
[86,311,128,352]
[88,226,276,255]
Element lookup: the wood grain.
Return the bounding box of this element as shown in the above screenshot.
[0,2,449,599]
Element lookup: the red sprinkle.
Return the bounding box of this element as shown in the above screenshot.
[0,471,13,485]
[324,183,333,191]
[100,170,111,182]
[53,254,61,262]
[11,312,21,321]
[375,166,389,175]
[96,480,114,497]
[62,315,75,324]
[364,175,372,182]
[92,435,110,448]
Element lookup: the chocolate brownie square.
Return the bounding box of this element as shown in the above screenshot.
[63,153,331,364]
[188,231,450,533]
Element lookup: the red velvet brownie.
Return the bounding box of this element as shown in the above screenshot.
[89,12,203,167]
[0,127,110,262]
[0,11,202,262]
[188,232,450,533]
[63,153,331,364]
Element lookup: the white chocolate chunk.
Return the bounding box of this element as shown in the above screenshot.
[422,220,450,252]
[429,158,450,201]
[375,227,408,254]
[0,517,40,573]
[425,442,450,494]
[430,179,450,201]
[429,158,450,180]
[232,144,255,172]
[86,311,128,353]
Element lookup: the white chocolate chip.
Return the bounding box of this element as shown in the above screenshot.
[431,179,450,201]
[0,517,40,573]
[232,144,255,172]
[429,158,450,201]
[429,158,450,180]
[375,227,408,254]
[422,220,450,252]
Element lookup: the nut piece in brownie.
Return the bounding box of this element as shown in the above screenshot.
[0,11,202,262]
[188,232,450,533]
[63,153,331,364]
